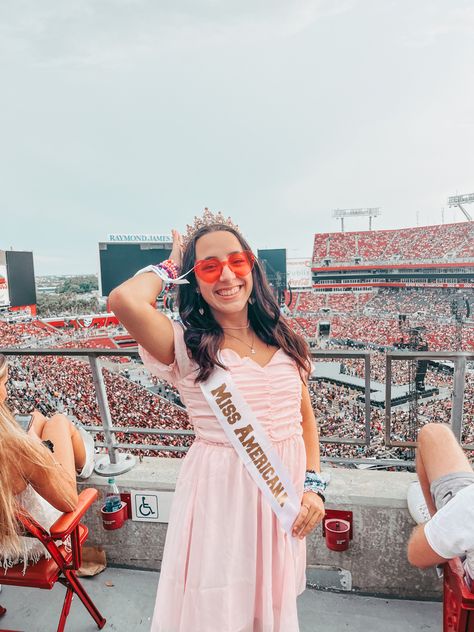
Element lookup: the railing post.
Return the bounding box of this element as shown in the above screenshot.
[385,354,392,447]
[364,353,371,446]
[88,355,136,476]
[451,354,466,442]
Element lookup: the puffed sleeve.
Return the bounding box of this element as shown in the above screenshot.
[138,319,195,388]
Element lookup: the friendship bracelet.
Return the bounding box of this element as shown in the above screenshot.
[305,470,328,487]
[159,259,180,281]
[134,259,181,289]
[303,470,329,499]
[134,259,193,290]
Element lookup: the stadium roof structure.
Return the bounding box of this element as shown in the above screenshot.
[448,192,474,221]
[332,207,381,232]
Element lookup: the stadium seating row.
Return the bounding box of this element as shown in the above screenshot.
[313,222,474,264]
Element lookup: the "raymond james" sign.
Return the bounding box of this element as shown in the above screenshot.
[107,234,172,243]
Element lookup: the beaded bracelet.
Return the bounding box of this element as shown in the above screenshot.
[134,259,181,289]
[303,470,329,501]
[159,259,180,282]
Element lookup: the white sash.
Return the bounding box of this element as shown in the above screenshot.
[200,367,300,537]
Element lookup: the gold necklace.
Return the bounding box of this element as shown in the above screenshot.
[224,329,256,354]
[221,322,250,330]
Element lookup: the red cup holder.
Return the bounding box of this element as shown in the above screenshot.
[324,518,351,551]
[101,502,128,531]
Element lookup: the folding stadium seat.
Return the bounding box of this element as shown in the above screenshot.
[443,558,474,631]
[0,488,106,632]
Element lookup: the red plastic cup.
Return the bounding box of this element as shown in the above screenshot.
[101,502,127,530]
[325,518,350,551]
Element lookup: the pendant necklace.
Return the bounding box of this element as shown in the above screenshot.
[224,329,256,354]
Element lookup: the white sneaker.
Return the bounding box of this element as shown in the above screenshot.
[407,481,431,524]
[76,425,95,479]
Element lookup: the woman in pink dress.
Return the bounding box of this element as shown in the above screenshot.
[110,215,325,632]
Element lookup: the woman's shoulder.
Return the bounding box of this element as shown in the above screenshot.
[138,318,197,384]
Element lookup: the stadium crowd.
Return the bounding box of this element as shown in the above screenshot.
[2,276,474,464]
[313,222,474,264]
[6,355,193,458]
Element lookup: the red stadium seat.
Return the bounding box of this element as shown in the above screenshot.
[0,488,106,632]
[443,558,474,631]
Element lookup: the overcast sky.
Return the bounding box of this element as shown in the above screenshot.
[1,0,474,275]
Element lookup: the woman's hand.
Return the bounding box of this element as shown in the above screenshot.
[170,229,183,269]
[292,491,325,539]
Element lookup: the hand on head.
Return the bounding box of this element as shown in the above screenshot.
[170,229,183,269]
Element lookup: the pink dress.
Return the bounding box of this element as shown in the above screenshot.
[139,320,307,632]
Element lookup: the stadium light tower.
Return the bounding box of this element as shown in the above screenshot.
[332,208,381,232]
[447,192,474,221]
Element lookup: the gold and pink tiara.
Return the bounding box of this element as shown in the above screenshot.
[183,207,240,247]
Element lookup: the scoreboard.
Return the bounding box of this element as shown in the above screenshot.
[99,236,173,296]
[0,250,36,311]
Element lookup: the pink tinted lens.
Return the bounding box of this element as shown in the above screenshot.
[195,251,255,282]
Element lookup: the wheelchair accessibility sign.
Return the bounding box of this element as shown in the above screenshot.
[130,490,173,523]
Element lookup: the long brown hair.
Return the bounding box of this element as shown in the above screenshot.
[178,224,311,382]
[0,355,51,559]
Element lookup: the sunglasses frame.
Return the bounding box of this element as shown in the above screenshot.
[193,250,256,283]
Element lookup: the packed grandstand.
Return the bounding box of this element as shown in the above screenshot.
[1,220,474,463]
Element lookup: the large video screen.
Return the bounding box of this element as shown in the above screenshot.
[5,251,36,307]
[100,244,172,296]
[257,248,287,288]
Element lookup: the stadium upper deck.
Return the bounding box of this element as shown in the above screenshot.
[312,221,474,288]
[313,221,474,266]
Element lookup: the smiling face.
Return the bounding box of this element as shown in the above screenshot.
[194,230,253,322]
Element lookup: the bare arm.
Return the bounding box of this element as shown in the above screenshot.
[291,383,325,539]
[109,273,175,364]
[407,524,447,569]
[22,442,79,513]
[108,229,183,364]
[300,383,321,471]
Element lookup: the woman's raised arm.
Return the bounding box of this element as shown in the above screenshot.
[109,273,175,365]
[109,229,183,365]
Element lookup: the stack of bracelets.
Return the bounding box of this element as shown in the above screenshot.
[303,470,328,502]
[157,259,180,285]
[135,259,181,294]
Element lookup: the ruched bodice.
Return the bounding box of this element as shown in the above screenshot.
[169,345,303,445]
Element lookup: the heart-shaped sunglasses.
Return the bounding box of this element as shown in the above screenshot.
[173,250,256,285]
[194,250,256,283]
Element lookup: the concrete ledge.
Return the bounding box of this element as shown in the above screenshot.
[79,459,442,599]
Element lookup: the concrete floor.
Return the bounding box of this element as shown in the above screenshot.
[0,567,442,632]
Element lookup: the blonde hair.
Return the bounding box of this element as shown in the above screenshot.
[0,355,52,559]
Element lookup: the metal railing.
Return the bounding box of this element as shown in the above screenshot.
[310,350,371,447]
[1,346,471,470]
[385,351,474,450]
[0,348,140,475]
